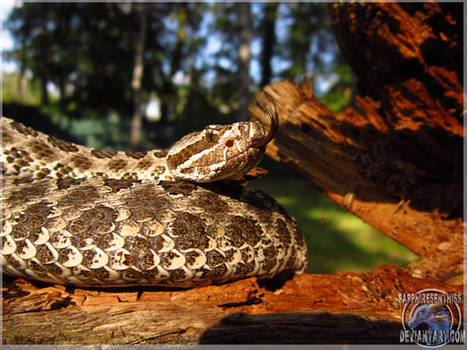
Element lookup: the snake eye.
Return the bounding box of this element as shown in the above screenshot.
[206,128,220,143]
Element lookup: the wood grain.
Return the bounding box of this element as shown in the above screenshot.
[2,265,463,344]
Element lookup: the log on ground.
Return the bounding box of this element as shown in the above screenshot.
[2,265,463,344]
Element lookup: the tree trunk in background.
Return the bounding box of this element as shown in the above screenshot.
[158,4,187,124]
[130,4,148,151]
[236,3,253,121]
[170,3,187,78]
[39,74,49,105]
[250,2,463,284]
[260,2,278,87]
[19,74,27,104]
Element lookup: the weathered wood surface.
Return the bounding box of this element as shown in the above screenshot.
[2,265,463,344]
[250,2,463,284]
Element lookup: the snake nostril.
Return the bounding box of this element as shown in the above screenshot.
[225,140,234,148]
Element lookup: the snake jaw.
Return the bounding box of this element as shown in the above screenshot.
[167,120,268,183]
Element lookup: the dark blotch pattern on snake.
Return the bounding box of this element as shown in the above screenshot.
[1,115,308,287]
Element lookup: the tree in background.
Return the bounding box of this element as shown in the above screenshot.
[260,2,278,88]
[236,3,253,121]
[279,3,345,96]
[129,3,148,151]
[3,2,351,149]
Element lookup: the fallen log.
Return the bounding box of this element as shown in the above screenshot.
[2,265,463,344]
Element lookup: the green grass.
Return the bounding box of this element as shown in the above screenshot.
[250,170,418,274]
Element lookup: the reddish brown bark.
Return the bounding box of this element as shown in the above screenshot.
[250,2,463,284]
[2,265,463,344]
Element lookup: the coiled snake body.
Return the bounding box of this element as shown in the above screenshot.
[1,115,307,287]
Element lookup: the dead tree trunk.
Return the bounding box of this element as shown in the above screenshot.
[250,2,463,284]
[2,2,463,345]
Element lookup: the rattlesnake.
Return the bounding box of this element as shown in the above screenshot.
[1,112,307,287]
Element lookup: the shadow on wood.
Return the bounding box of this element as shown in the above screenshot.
[199,312,402,344]
[2,265,463,344]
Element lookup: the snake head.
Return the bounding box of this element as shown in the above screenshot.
[167,107,278,183]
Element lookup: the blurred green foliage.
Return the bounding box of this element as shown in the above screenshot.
[251,171,418,273]
[319,64,354,113]
[3,2,352,148]
[2,71,42,105]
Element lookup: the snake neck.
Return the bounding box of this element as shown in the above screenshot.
[1,116,171,182]
[1,116,270,184]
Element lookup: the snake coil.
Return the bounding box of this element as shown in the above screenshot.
[1,111,308,287]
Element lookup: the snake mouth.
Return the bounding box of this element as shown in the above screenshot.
[181,145,263,183]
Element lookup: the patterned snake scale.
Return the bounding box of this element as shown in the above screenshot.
[1,114,308,287]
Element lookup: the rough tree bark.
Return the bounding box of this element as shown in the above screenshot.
[2,2,464,345]
[2,266,463,344]
[250,2,463,285]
